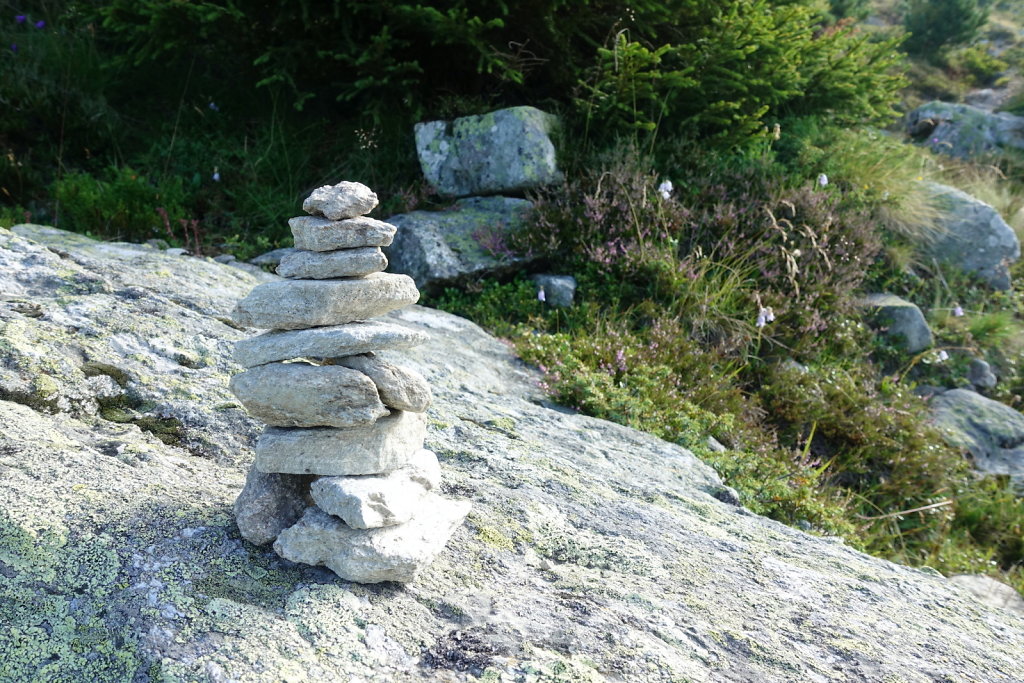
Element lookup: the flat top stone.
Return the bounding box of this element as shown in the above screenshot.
[234,320,429,367]
[302,181,378,220]
[277,247,387,280]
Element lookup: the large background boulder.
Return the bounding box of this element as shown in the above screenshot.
[924,183,1020,290]
[385,196,535,292]
[414,106,562,197]
[859,293,933,352]
[906,100,1024,160]
[2,226,1023,680]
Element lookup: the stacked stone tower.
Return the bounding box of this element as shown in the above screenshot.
[229,181,470,583]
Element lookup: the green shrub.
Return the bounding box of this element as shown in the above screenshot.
[945,45,1008,86]
[903,0,988,60]
[53,167,188,243]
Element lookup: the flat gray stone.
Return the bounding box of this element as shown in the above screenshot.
[859,293,933,353]
[233,321,428,368]
[255,410,426,475]
[949,574,1024,615]
[924,183,1020,290]
[289,216,396,252]
[233,466,314,545]
[310,448,441,528]
[231,273,419,330]
[906,101,1024,160]
[335,352,431,413]
[532,274,577,308]
[277,247,388,279]
[930,388,1024,490]
[302,181,378,220]
[249,248,299,266]
[415,106,562,197]
[273,495,471,583]
[386,196,535,292]
[230,362,388,428]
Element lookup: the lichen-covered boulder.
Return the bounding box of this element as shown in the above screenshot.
[924,183,1020,290]
[2,225,1024,680]
[414,106,562,197]
[906,100,1024,160]
[930,388,1024,491]
[385,196,534,292]
[859,293,933,352]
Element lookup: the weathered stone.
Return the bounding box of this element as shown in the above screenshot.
[277,247,387,279]
[859,293,933,353]
[968,358,998,390]
[249,247,298,267]
[531,274,577,308]
[415,106,562,197]
[334,352,431,413]
[930,388,1024,491]
[274,495,471,583]
[302,181,378,220]
[233,466,314,545]
[231,273,419,330]
[288,216,395,252]
[310,448,441,528]
[229,362,388,428]
[924,183,1020,290]
[906,100,1024,160]
[949,574,1024,615]
[233,320,428,368]
[255,410,426,475]
[386,196,534,292]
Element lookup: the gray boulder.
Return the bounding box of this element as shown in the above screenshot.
[930,388,1024,490]
[415,106,562,197]
[2,224,1024,680]
[906,100,1024,159]
[948,574,1024,615]
[233,466,314,545]
[968,358,998,390]
[859,293,933,352]
[386,196,535,292]
[924,183,1020,290]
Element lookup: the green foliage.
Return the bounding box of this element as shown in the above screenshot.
[903,0,989,59]
[828,0,870,20]
[945,45,1009,86]
[53,167,188,243]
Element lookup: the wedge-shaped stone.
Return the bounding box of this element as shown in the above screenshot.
[274,495,471,583]
[277,247,388,279]
[231,273,419,330]
[310,449,441,529]
[289,216,396,252]
[233,320,428,368]
[302,181,378,220]
[233,466,315,545]
[256,410,426,475]
[230,362,387,428]
[335,352,431,412]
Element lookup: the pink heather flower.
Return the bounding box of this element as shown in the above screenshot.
[953,305,964,317]
[537,286,546,303]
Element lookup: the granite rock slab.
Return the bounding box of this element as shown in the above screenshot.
[229,362,388,428]
[233,466,315,545]
[335,352,431,412]
[277,247,388,279]
[233,320,428,368]
[289,216,396,252]
[273,495,472,583]
[255,410,426,475]
[230,273,419,330]
[310,448,441,528]
[302,181,378,220]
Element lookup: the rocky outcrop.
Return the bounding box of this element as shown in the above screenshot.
[906,100,1024,160]
[386,196,535,292]
[930,388,1024,491]
[2,225,1024,680]
[414,106,562,197]
[924,182,1020,290]
[859,293,933,352]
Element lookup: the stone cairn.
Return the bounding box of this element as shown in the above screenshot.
[228,181,470,583]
